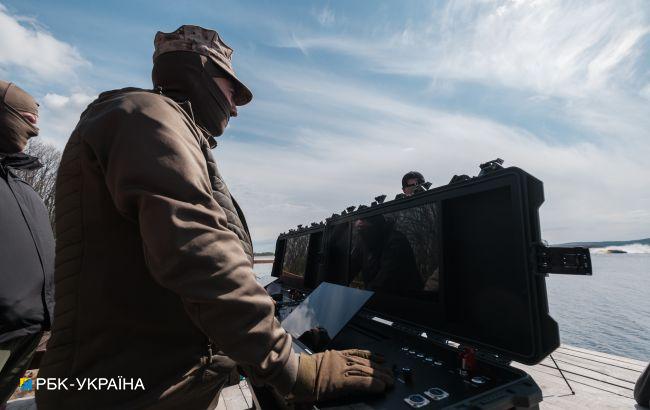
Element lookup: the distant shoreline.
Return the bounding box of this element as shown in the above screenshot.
[557,238,649,248]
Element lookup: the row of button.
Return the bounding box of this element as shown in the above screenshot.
[404,388,450,408]
[401,347,445,366]
[401,346,490,385]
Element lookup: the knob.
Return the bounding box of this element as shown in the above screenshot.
[374,195,387,204]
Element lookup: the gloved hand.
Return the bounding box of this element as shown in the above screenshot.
[291,349,394,402]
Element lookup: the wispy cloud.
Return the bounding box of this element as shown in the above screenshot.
[288,1,650,98]
[275,1,650,162]
[313,5,336,27]
[220,57,650,247]
[225,0,650,248]
[0,3,89,83]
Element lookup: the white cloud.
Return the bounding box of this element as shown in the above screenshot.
[39,91,96,147]
[0,4,95,146]
[0,3,89,82]
[42,93,70,109]
[43,92,94,109]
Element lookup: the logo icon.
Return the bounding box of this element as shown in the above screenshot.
[19,377,33,391]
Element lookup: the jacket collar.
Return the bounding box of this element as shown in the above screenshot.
[0,152,42,172]
[157,87,218,148]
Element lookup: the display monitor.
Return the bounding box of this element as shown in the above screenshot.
[272,228,325,289]
[282,234,310,279]
[321,201,444,328]
[320,169,559,362]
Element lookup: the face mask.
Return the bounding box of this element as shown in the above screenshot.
[152,53,232,146]
[0,81,39,154]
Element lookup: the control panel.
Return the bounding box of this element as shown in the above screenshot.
[390,344,499,408]
[312,314,536,409]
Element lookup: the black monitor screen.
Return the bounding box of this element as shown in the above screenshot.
[321,223,351,285]
[282,234,310,279]
[347,202,441,297]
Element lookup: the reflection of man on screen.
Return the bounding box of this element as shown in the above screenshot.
[282,235,309,279]
[349,215,423,292]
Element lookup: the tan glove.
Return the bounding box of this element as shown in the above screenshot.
[291,349,394,402]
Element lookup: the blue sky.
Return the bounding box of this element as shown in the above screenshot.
[1,0,649,250]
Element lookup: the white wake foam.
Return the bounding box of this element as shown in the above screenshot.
[591,243,650,254]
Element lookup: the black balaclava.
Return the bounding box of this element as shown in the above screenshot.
[152,51,232,148]
[0,81,39,154]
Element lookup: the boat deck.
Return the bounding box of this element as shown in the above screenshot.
[513,344,647,409]
[7,344,648,409]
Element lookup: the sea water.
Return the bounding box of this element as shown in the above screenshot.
[547,251,650,361]
[253,250,650,361]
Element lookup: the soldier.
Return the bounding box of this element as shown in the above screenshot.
[0,81,55,405]
[402,171,426,196]
[36,25,392,409]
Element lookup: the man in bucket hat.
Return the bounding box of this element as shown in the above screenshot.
[37,25,392,409]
